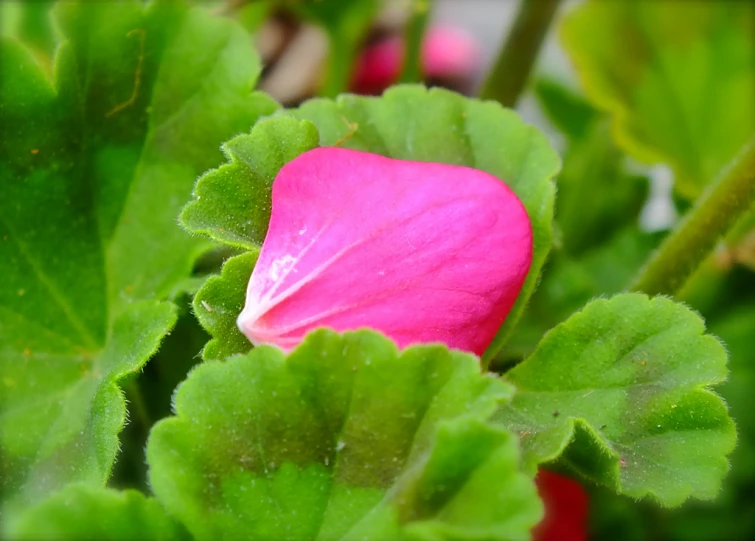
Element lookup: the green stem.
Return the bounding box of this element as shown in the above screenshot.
[631,136,755,296]
[479,0,562,107]
[321,30,356,98]
[399,0,431,83]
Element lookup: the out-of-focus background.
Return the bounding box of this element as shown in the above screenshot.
[249,0,676,232]
[2,1,753,540]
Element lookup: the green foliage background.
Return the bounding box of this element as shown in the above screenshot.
[1,0,753,540]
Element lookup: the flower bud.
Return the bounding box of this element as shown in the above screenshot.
[238,147,532,356]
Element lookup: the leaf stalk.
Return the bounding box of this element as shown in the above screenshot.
[399,0,431,83]
[479,0,562,107]
[631,135,755,296]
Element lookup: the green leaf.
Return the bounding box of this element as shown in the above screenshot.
[708,303,755,485]
[553,119,648,255]
[180,117,320,250]
[648,302,755,540]
[533,78,598,141]
[581,297,755,541]
[534,77,649,255]
[0,0,56,68]
[0,296,175,525]
[504,228,663,363]
[12,484,188,541]
[147,329,541,540]
[0,0,275,514]
[498,77,653,364]
[109,295,210,492]
[193,251,259,361]
[494,294,735,506]
[561,0,755,199]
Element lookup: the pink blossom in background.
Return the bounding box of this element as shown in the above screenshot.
[351,25,482,95]
[533,470,589,541]
[237,147,532,356]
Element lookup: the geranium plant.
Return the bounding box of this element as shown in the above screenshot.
[0,1,753,540]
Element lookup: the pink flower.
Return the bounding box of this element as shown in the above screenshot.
[351,26,482,95]
[533,470,589,541]
[237,147,532,356]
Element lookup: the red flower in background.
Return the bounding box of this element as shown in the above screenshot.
[351,25,482,95]
[534,470,589,541]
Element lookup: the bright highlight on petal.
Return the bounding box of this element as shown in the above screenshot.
[237,147,532,356]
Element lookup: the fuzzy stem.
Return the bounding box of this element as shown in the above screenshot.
[321,29,356,97]
[479,0,562,107]
[631,136,755,296]
[400,0,431,83]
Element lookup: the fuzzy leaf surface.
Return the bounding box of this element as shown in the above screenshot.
[494,294,735,506]
[147,329,541,541]
[192,251,259,361]
[12,484,188,541]
[180,117,319,251]
[0,0,274,517]
[561,0,755,199]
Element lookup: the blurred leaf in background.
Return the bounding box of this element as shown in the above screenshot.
[538,82,647,256]
[0,1,57,69]
[561,0,755,200]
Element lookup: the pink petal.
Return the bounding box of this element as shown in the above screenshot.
[422,26,481,79]
[533,470,589,541]
[237,147,532,356]
[350,26,482,95]
[351,36,404,95]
